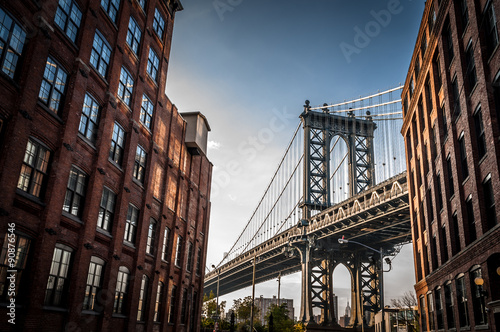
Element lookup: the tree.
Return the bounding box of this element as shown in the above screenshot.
[390,291,418,332]
[232,296,259,322]
[264,304,294,332]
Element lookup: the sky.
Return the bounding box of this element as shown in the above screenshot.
[166,0,425,318]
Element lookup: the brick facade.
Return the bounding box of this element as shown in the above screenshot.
[0,0,212,331]
[402,0,500,331]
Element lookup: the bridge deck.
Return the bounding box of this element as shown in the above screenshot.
[204,172,410,297]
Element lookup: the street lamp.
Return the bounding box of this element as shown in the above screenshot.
[211,264,220,330]
[250,256,257,332]
[338,238,391,332]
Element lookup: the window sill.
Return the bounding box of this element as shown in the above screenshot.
[478,154,487,165]
[487,43,499,65]
[117,98,133,113]
[0,71,21,91]
[77,133,97,151]
[468,82,478,98]
[132,178,145,189]
[15,189,46,207]
[108,159,124,172]
[111,314,127,319]
[461,176,469,186]
[475,324,489,330]
[61,211,83,224]
[96,228,113,238]
[123,241,136,249]
[89,66,109,86]
[43,306,69,313]
[147,74,158,88]
[37,101,64,124]
[81,310,101,316]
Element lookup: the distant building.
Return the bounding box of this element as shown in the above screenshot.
[339,301,351,327]
[402,0,500,331]
[255,295,294,325]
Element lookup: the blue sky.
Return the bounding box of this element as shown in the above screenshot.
[166,0,425,318]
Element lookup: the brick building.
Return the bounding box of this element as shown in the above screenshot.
[401,0,500,331]
[0,0,213,331]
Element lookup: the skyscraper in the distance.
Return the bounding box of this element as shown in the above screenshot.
[0,0,213,331]
[402,0,500,331]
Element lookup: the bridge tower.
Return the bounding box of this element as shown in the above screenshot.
[295,101,378,326]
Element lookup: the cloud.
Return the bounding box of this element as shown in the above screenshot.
[208,140,222,150]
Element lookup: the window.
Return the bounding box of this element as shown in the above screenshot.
[137,275,148,321]
[446,156,454,197]
[196,247,202,275]
[431,125,438,159]
[126,17,141,55]
[420,33,427,56]
[186,242,194,273]
[427,292,435,331]
[140,94,154,129]
[174,235,183,267]
[415,58,420,79]
[435,287,444,330]
[113,266,129,314]
[418,98,425,130]
[137,0,146,11]
[441,224,449,263]
[83,256,105,311]
[444,282,455,329]
[54,0,82,42]
[403,96,408,116]
[445,21,454,62]
[124,205,139,244]
[17,138,51,198]
[180,288,188,324]
[458,133,468,180]
[428,3,436,31]
[117,67,134,106]
[152,166,163,199]
[441,106,448,138]
[161,227,170,261]
[133,145,147,183]
[97,187,116,232]
[456,275,469,327]
[146,219,156,255]
[484,2,499,57]
[474,106,486,159]
[90,31,111,78]
[78,93,100,143]
[168,285,177,323]
[431,235,438,270]
[433,52,442,88]
[63,166,87,218]
[44,244,72,306]
[101,0,121,23]
[483,174,497,229]
[0,234,30,301]
[466,195,477,244]
[460,0,469,29]
[153,281,163,322]
[420,295,428,331]
[38,56,68,114]
[470,267,487,326]
[152,8,165,39]
[109,122,125,165]
[452,213,461,254]
[436,174,443,211]
[409,77,414,98]
[427,189,434,222]
[465,42,477,90]
[147,48,160,81]
[451,77,461,117]
[0,8,27,79]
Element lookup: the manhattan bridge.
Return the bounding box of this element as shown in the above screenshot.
[204,86,411,329]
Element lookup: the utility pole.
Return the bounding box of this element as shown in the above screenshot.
[277,272,281,306]
[250,256,256,332]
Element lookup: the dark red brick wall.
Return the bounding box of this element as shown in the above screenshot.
[402,0,500,331]
[0,0,212,331]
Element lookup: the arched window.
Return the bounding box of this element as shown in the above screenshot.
[113,266,130,314]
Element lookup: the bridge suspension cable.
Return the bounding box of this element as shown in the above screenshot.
[215,85,407,268]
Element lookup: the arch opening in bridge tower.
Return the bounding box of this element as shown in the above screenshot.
[330,135,349,205]
[332,263,353,327]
